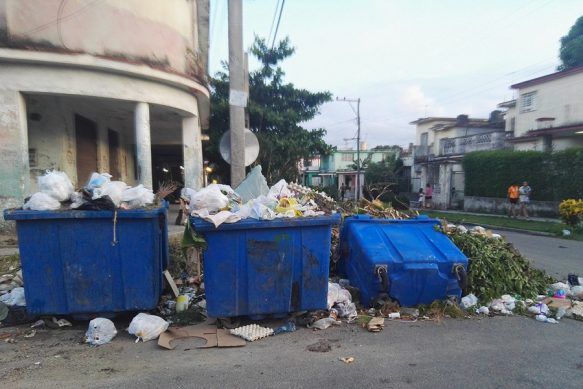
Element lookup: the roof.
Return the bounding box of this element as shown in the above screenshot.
[511,66,583,89]
[409,117,457,125]
[497,99,516,108]
[507,122,583,142]
[409,117,489,126]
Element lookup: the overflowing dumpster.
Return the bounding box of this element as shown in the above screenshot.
[339,215,468,307]
[3,205,168,316]
[191,214,341,318]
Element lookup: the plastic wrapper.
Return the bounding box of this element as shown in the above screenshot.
[92,181,128,207]
[23,192,61,211]
[85,318,117,346]
[37,170,74,201]
[0,287,26,306]
[127,313,169,342]
[235,166,269,202]
[190,186,229,212]
[327,282,352,309]
[85,172,112,191]
[268,179,292,199]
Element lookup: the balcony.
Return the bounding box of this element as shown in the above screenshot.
[439,131,507,156]
[413,145,431,163]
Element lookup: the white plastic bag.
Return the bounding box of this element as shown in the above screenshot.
[0,287,26,306]
[268,179,292,199]
[127,313,169,342]
[85,318,117,346]
[250,203,276,220]
[70,192,86,209]
[190,186,229,212]
[122,184,155,209]
[327,282,352,309]
[23,192,61,211]
[37,170,74,201]
[92,181,129,207]
[460,294,478,309]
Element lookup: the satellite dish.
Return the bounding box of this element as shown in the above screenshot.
[219,129,260,166]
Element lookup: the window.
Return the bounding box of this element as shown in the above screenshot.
[341,153,354,161]
[311,176,322,186]
[510,117,515,131]
[520,92,536,113]
[420,132,429,146]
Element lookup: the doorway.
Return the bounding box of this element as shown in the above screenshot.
[75,115,97,185]
[108,129,121,180]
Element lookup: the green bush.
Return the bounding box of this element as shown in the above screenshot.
[463,149,583,201]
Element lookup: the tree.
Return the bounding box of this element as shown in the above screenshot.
[205,37,333,185]
[364,157,398,186]
[558,16,583,70]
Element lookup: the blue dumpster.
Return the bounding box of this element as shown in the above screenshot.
[191,214,341,318]
[3,205,168,316]
[339,215,468,307]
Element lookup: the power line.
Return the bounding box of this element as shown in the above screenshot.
[25,0,104,34]
[267,0,281,44]
[270,0,286,49]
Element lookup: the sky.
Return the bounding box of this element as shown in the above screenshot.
[208,0,583,149]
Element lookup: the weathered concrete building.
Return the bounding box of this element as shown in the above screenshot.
[0,0,210,225]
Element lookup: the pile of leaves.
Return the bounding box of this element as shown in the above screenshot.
[447,230,554,301]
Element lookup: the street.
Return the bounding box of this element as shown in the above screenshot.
[1,230,582,389]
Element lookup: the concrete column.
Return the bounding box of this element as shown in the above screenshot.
[96,121,109,173]
[134,102,153,189]
[182,116,203,189]
[0,91,30,226]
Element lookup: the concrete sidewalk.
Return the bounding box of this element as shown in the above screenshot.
[428,209,561,223]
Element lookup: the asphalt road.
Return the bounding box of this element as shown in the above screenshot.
[496,230,583,280]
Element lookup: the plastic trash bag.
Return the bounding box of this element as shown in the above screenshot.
[235,166,269,202]
[190,186,229,212]
[268,179,292,199]
[0,287,26,306]
[122,184,155,209]
[85,318,117,346]
[180,188,198,202]
[127,313,169,342]
[37,170,74,201]
[85,172,112,191]
[327,282,352,310]
[70,192,87,209]
[23,192,61,211]
[92,181,128,207]
[250,203,276,220]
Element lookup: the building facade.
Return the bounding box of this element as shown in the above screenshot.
[409,114,507,209]
[301,148,399,200]
[0,0,210,225]
[502,66,583,151]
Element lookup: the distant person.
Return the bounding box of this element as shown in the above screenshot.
[417,188,424,208]
[507,183,520,218]
[424,183,433,208]
[340,183,347,201]
[519,181,532,219]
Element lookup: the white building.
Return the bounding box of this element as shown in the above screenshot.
[0,0,210,228]
[410,114,507,209]
[501,66,583,151]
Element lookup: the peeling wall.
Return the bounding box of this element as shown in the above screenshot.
[1,0,208,80]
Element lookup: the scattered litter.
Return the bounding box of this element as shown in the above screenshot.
[37,170,74,202]
[230,324,273,341]
[400,308,420,318]
[176,295,189,313]
[52,317,72,327]
[30,320,45,329]
[367,317,385,332]
[121,184,155,209]
[542,297,571,310]
[273,321,297,335]
[460,294,478,309]
[128,313,169,342]
[85,318,117,346]
[308,317,341,330]
[535,314,558,324]
[158,325,245,350]
[327,282,352,310]
[528,303,549,315]
[163,270,180,297]
[23,329,36,338]
[0,287,26,306]
[387,312,400,319]
[307,339,333,352]
[339,356,355,364]
[234,165,269,202]
[476,306,490,315]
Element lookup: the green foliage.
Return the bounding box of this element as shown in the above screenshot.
[448,232,554,301]
[206,36,333,185]
[364,156,398,185]
[558,16,583,70]
[463,149,583,201]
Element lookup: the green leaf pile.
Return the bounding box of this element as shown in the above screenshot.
[448,232,555,302]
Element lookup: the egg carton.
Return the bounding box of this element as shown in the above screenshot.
[230,324,274,342]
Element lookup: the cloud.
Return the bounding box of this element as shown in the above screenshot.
[399,85,444,117]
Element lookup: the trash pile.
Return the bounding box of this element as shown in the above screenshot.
[22,170,157,211]
[183,166,337,227]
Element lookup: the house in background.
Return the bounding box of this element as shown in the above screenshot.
[0,0,210,229]
[301,146,399,200]
[500,65,583,151]
[409,114,507,209]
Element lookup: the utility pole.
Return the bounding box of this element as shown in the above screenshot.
[336,97,361,201]
[228,0,246,187]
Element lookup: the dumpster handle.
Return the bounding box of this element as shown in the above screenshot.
[453,264,467,292]
[111,209,119,246]
[376,266,389,292]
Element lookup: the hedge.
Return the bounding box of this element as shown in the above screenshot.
[462,149,583,201]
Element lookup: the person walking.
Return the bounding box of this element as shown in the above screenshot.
[340,183,347,201]
[519,181,532,219]
[424,183,433,209]
[507,183,520,218]
[417,187,425,209]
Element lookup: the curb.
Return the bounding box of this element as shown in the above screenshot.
[457,222,557,238]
